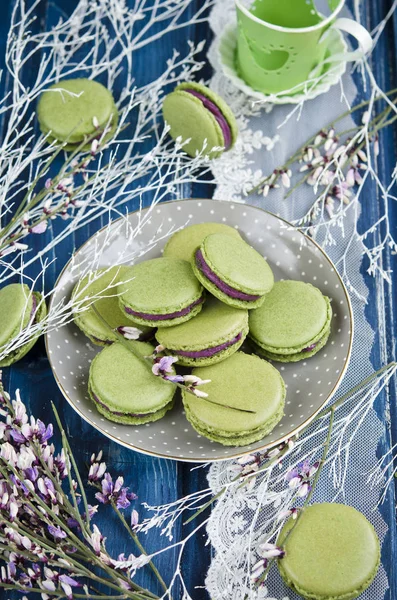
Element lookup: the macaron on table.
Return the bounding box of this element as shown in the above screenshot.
[46,198,353,461]
[0,283,47,367]
[277,503,380,600]
[37,78,118,150]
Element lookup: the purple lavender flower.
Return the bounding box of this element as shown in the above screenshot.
[95,473,137,510]
[47,525,67,540]
[258,542,285,559]
[88,461,107,482]
[152,355,178,377]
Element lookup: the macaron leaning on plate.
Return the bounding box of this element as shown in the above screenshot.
[249,280,332,362]
[118,257,205,328]
[182,352,285,446]
[0,284,47,367]
[88,341,177,424]
[71,266,153,346]
[156,296,248,367]
[162,82,238,158]
[192,233,274,309]
[37,78,118,151]
[163,222,241,262]
[277,503,380,600]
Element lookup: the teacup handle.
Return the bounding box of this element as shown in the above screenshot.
[317,17,373,66]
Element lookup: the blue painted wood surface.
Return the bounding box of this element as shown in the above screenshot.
[0,1,396,599]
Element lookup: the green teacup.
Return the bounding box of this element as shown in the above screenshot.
[236,0,372,95]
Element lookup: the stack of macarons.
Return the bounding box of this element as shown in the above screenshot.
[74,220,332,446]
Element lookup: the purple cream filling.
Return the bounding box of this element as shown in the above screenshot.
[125,296,204,321]
[30,295,37,323]
[185,89,232,150]
[302,343,317,352]
[177,331,243,359]
[91,390,152,418]
[195,250,261,302]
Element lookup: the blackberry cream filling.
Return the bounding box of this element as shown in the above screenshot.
[185,89,232,150]
[91,390,158,418]
[302,343,317,352]
[176,331,243,359]
[195,250,261,302]
[30,295,37,323]
[124,296,204,321]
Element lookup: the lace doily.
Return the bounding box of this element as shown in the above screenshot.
[205,2,389,599]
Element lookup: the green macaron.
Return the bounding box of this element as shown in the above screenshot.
[88,341,176,424]
[37,78,118,150]
[182,352,285,446]
[0,284,47,367]
[162,82,238,158]
[156,296,248,367]
[118,258,205,328]
[163,222,241,263]
[277,503,380,600]
[249,280,332,362]
[72,266,153,346]
[192,233,274,309]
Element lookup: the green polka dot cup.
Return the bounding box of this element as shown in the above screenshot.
[235,0,372,95]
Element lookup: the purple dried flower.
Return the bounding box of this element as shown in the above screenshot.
[152,355,177,377]
[258,542,285,559]
[88,461,107,482]
[47,525,67,540]
[45,178,52,189]
[30,221,48,234]
[95,473,137,510]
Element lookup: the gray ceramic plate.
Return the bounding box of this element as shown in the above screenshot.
[46,199,353,462]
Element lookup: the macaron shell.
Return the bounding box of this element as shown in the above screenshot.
[251,326,331,363]
[156,296,249,366]
[199,233,274,295]
[184,398,284,446]
[163,90,225,158]
[182,352,285,445]
[249,281,331,354]
[163,222,241,262]
[176,82,238,145]
[0,283,33,347]
[278,503,380,600]
[72,266,152,345]
[88,341,176,416]
[92,393,174,425]
[45,102,119,150]
[118,257,203,315]
[0,292,47,367]
[38,79,116,143]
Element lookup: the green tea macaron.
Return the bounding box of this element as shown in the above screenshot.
[182,352,285,446]
[156,296,248,367]
[163,222,241,263]
[37,78,118,150]
[277,503,380,600]
[72,266,153,346]
[88,341,176,424]
[192,233,274,309]
[0,284,47,367]
[249,280,332,362]
[162,82,238,158]
[118,257,205,328]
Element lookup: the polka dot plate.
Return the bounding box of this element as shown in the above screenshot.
[46,199,353,462]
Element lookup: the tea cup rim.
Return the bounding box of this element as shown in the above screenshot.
[235,0,345,34]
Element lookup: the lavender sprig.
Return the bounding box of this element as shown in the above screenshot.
[247,91,397,220]
[0,123,117,258]
[0,379,164,600]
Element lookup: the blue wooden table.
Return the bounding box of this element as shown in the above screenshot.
[1,1,396,599]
